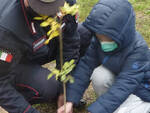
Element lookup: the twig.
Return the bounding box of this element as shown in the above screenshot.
[59,25,66,113]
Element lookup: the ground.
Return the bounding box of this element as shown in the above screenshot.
[0,0,150,113]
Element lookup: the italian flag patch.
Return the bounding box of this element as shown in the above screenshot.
[0,50,13,63]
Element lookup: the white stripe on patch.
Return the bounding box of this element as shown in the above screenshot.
[31,22,36,34]
[33,36,47,52]
[33,38,45,49]
[0,52,7,61]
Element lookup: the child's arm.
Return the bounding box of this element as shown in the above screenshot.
[66,37,100,105]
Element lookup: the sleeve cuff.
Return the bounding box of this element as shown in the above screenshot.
[66,89,81,105]
[87,101,107,113]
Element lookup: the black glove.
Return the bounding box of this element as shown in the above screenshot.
[65,0,76,6]
[62,14,78,35]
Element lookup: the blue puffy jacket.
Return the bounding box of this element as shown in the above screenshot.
[66,0,150,113]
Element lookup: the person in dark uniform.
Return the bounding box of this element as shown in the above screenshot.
[0,0,92,112]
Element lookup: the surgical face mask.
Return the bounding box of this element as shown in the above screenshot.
[100,41,118,52]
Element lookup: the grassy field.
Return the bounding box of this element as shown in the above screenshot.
[79,0,150,44]
[1,0,149,113]
[33,0,150,113]
[130,0,150,45]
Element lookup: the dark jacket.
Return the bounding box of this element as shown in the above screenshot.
[0,0,79,112]
[66,0,150,113]
[0,0,80,65]
[66,0,76,6]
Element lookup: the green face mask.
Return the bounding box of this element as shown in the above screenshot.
[100,41,118,52]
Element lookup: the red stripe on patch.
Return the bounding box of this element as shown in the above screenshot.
[6,54,13,63]
[23,105,31,113]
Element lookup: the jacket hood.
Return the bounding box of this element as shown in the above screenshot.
[83,0,136,50]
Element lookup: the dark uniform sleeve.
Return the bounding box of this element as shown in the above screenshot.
[0,27,39,113]
[56,30,80,69]
[78,23,92,57]
[55,23,92,69]
[56,6,80,69]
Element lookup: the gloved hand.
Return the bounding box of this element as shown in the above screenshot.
[61,14,78,35]
[65,0,76,6]
[47,59,75,83]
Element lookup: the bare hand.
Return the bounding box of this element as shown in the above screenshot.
[57,102,73,113]
[57,94,64,108]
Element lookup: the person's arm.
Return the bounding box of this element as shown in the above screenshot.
[88,46,148,113]
[66,37,100,105]
[56,14,80,69]
[0,28,39,113]
[78,23,92,57]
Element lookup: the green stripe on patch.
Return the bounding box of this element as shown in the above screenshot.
[0,50,2,57]
[0,50,13,63]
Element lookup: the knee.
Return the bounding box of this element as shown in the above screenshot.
[91,65,115,87]
[39,76,63,101]
[91,65,115,96]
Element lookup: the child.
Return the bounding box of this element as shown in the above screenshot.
[57,0,150,113]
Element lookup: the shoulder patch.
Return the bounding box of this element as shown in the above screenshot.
[0,50,13,63]
[32,35,47,52]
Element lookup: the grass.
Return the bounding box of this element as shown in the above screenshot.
[35,0,150,113]
[77,0,99,21]
[77,0,150,45]
[129,0,150,45]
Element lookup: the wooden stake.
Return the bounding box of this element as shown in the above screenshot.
[59,26,66,113]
